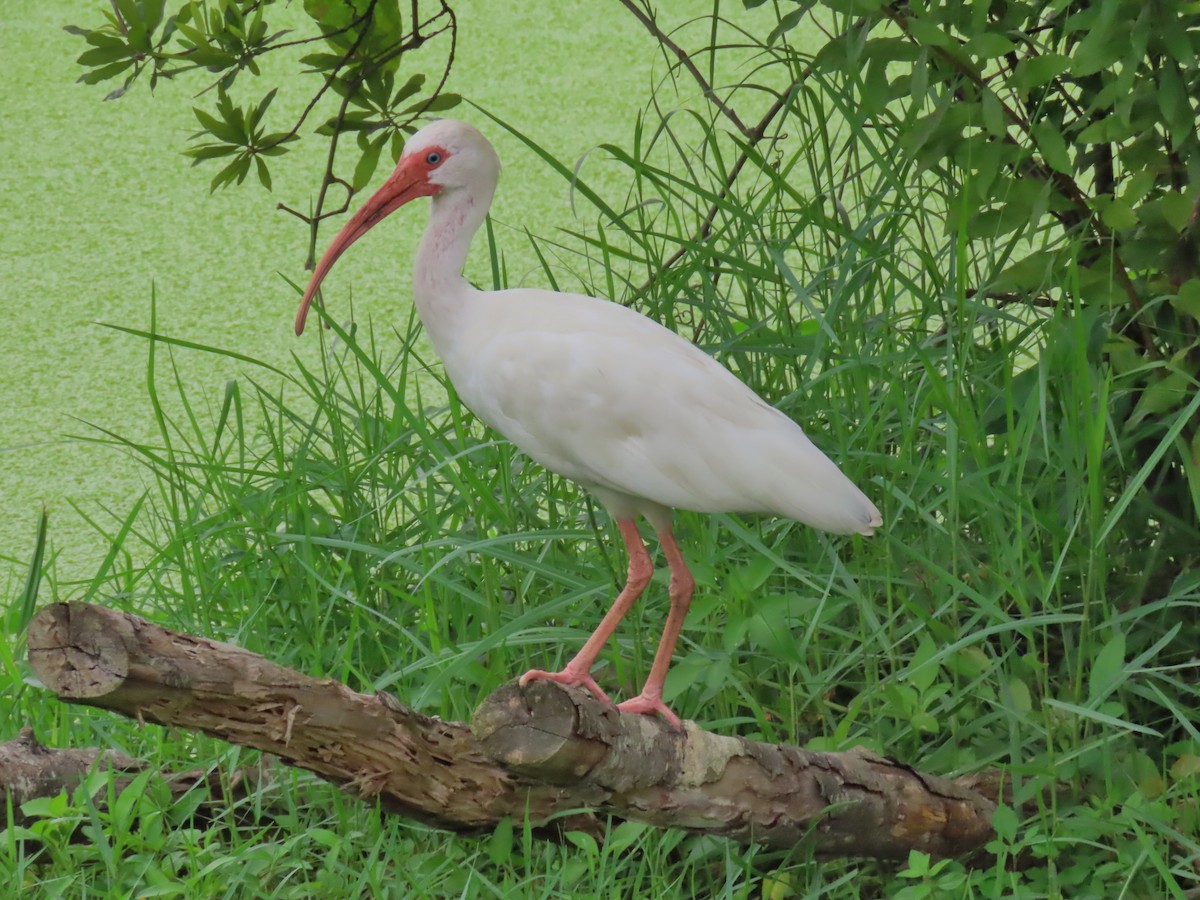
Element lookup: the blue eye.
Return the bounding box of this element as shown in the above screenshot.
[426,151,442,165]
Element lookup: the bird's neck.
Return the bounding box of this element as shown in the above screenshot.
[412,184,492,342]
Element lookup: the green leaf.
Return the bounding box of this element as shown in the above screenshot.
[905,16,952,48]
[299,51,345,71]
[983,366,1040,434]
[905,633,940,693]
[210,155,249,192]
[965,32,1017,59]
[861,57,889,115]
[1129,363,1196,427]
[112,770,156,832]
[992,804,1019,843]
[316,110,377,136]
[1186,429,1200,522]
[1071,20,1122,76]
[193,106,242,145]
[902,850,931,877]
[1158,65,1193,151]
[257,133,297,156]
[183,143,238,162]
[21,792,70,820]
[909,52,928,103]
[82,30,127,50]
[767,5,811,45]
[1120,169,1156,205]
[1077,114,1136,145]
[912,711,940,733]
[401,92,461,115]
[863,37,921,65]
[486,818,514,865]
[991,250,1059,292]
[1159,192,1192,231]
[606,821,648,855]
[15,508,48,638]
[351,132,387,191]
[1087,633,1126,704]
[254,155,272,191]
[564,830,599,858]
[249,88,279,131]
[820,0,886,12]
[391,72,426,106]
[1013,53,1070,92]
[1007,678,1032,715]
[1043,698,1161,737]
[1032,120,1071,174]
[1162,22,1197,67]
[1171,279,1200,322]
[78,43,132,67]
[980,89,1005,136]
[104,81,131,102]
[76,59,135,84]
[962,180,1053,238]
[1096,196,1138,231]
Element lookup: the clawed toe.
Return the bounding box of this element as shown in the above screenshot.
[519,669,686,731]
[616,694,684,731]
[519,668,614,706]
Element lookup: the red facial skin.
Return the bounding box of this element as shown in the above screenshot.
[294,145,449,335]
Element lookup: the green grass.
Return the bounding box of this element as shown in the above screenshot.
[4,4,1200,898]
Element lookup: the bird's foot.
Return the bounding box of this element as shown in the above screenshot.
[519,667,613,707]
[616,693,684,731]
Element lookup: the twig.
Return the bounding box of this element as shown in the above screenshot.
[292,2,456,268]
[616,0,752,139]
[632,11,872,296]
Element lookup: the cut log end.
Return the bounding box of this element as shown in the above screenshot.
[472,680,619,782]
[28,602,131,698]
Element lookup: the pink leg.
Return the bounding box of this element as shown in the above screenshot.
[616,528,695,730]
[520,519,653,706]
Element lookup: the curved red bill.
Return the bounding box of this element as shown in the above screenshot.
[294,158,438,335]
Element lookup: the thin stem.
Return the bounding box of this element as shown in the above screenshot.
[616,0,752,139]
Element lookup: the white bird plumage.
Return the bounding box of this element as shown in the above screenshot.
[445,288,878,532]
[296,119,881,729]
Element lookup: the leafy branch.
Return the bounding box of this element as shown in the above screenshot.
[68,0,461,267]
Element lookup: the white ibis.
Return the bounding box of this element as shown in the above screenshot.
[296,119,881,729]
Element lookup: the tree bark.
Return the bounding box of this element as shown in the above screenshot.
[26,601,998,860]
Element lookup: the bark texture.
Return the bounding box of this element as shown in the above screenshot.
[26,601,998,860]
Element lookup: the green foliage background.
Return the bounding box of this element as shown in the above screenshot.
[3,0,1199,896]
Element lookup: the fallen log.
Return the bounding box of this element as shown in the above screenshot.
[0,727,143,825]
[0,727,283,832]
[25,601,998,859]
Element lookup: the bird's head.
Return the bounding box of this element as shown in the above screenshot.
[294,118,501,335]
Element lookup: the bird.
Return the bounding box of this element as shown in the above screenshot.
[295,119,881,730]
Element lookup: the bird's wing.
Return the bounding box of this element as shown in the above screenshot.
[448,289,880,535]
